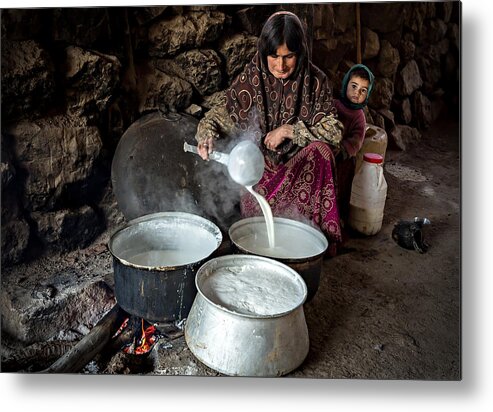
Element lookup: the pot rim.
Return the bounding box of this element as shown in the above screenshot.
[194,254,307,319]
[228,216,328,261]
[108,211,222,270]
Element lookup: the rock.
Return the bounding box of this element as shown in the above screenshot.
[436,38,451,56]
[157,49,223,96]
[443,51,459,85]
[377,40,400,79]
[32,205,101,251]
[314,29,355,73]
[380,29,405,49]
[404,2,436,35]
[399,40,416,62]
[148,11,226,57]
[418,19,448,45]
[5,115,103,211]
[369,78,394,110]
[437,1,454,23]
[0,275,115,344]
[415,45,442,93]
[1,218,30,266]
[447,23,460,51]
[219,33,258,80]
[362,28,380,60]
[1,40,56,122]
[235,6,276,36]
[62,46,121,119]
[52,8,113,49]
[396,60,423,96]
[431,96,446,123]
[368,110,385,130]
[313,4,335,41]
[378,109,396,131]
[394,98,413,125]
[1,157,15,190]
[413,91,433,130]
[361,3,406,33]
[363,107,374,126]
[133,7,168,25]
[138,66,193,114]
[389,125,421,151]
[333,3,355,34]
[0,8,51,41]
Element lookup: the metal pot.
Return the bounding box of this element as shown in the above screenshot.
[109,212,222,322]
[228,217,328,302]
[185,254,309,377]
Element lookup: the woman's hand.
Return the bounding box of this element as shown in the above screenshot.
[197,137,214,160]
[264,124,294,151]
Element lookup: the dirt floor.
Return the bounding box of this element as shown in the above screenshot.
[1,113,460,379]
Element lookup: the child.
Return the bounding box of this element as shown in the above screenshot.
[334,64,375,221]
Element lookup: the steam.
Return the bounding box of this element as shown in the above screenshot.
[193,132,255,231]
[190,107,265,231]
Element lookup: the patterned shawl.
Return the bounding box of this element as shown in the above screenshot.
[225,49,335,163]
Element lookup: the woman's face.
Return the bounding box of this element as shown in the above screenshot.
[267,43,297,79]
[346,75,370,104]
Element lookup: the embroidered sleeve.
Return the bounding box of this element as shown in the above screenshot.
[292,114,344,148]
[195,99,237,144]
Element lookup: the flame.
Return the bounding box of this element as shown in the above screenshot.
[122,318,157,355]
[135,318,157,355]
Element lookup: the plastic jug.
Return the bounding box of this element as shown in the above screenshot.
[355,124,388,174]
[349,153,387,235]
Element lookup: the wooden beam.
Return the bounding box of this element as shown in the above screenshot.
[40,304,127,374]
[356,3,362,64]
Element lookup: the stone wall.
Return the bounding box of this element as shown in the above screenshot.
[0,3,460,266]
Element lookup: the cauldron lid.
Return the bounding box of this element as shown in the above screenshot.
[111,111,208,221]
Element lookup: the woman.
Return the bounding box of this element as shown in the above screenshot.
[195,11,344,252]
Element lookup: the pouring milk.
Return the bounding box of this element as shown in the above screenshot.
[184,140,276,248]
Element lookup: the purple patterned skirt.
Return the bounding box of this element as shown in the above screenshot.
[240,141,342,246]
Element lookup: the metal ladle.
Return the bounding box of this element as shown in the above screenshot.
[184,140,265,186]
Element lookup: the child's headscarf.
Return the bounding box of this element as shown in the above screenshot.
[340,64,375,110]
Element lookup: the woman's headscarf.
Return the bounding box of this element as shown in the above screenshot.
[225,11,335,162]
[340,64,375,110]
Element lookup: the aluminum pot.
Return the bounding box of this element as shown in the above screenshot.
[109,212,222,322]
[185,254,309,377]
[228,217,328,302]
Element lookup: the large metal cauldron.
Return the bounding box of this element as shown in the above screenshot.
[109,212,222,322]
[185,255,309,376]
[228,217,328,302]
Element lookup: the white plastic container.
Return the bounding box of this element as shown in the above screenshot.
[349,153,387,235]
[355,124,388,174]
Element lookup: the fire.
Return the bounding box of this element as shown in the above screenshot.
[134,319,157,355]
[114,317,158,355]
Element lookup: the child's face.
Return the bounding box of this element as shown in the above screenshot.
[346,75,370,105]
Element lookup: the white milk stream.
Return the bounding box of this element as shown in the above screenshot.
[245,186,276,249]
[184,141,277,249]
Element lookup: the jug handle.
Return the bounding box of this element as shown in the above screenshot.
[377,165,384,187]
